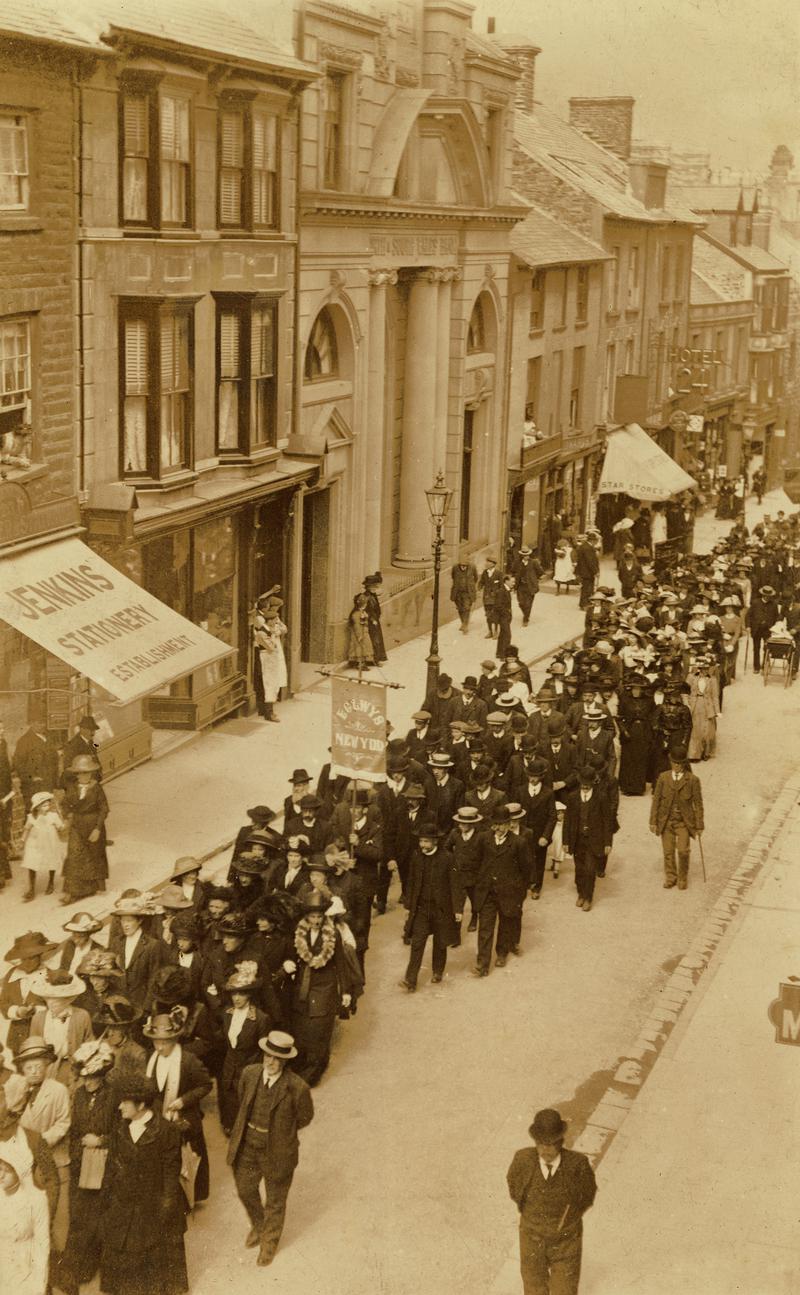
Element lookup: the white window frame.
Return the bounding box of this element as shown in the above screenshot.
[0,113,30,211]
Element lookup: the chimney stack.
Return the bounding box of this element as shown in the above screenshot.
[568,96,635,162]
[493,33,542,115]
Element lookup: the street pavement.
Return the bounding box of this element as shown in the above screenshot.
[2,492,796,1295]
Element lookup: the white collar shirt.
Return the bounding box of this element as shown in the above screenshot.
[128,1111,153,1144]
[539,1153,561,1179]
[123,929,143,967]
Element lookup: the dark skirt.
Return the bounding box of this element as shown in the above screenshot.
[100,1241,188,1295]
[63,825,108,898]
[289,1008,336,1087]
[61,1178,107,1287]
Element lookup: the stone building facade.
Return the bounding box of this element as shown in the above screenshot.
[294,0,524,660]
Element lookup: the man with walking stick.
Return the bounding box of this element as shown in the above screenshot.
[650,745,705,890]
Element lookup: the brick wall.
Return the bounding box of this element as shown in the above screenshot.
[0,51,78,505]
[568,97,635,163]
[512,148,597,238]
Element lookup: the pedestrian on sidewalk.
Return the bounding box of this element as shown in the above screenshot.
[507,1107,597,1295]
[495,575,515,659]
[227,1030,313,1266]
[362,572,387,665]
[254,602,288,722]
[345,593,375,671]
[478,557,502,638]
[20,791,67,902]
[574,536,599,609]
[650,747,704,890]
[515,547,543,626]
[60,754,109,905]
[450,559,478,633]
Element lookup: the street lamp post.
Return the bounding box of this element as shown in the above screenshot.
[424,471,453,707]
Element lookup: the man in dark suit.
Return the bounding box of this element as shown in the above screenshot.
[450,559,478,632]
[748,584,780,673]
[428,753,465,833]
[455,677,488,729]
[478,557,503,638]
[518,757,557,898]
[13,718,60,806]
[538,716,579,797]
[399,818,462,991]
[227,1030,314,1266]
[574,536,599,609]
[495,575,515,658]
[515,546,544,626]
[650,748,704,889]
[507,1107,597,1295]
[472,805,527,975]
[574,709,615,782]
[563,769,611,911]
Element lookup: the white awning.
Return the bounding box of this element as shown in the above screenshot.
[598,423,696,501]
[0,536,231,704]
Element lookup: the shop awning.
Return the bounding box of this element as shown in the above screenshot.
[0,536,232,704]
[598,423,696,501]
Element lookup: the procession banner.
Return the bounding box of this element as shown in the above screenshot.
[0,536,231,704]
[330,675,387,783]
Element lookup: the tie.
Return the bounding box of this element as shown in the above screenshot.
[546,1165,553,1180]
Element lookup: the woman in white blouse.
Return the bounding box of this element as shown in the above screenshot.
[217,963,270,1136]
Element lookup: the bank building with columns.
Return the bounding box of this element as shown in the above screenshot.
[292,0,525,663]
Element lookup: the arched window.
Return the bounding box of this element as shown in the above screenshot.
[304,308,339,380]
[466,298,485,354]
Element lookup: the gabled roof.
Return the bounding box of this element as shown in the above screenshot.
[98,0,315,78]
[0,0,106,52]
[701,233,788,275]
[692,237,749,299]
[511,202,611,268]
[514,102,702,226]
[465,28,520,72]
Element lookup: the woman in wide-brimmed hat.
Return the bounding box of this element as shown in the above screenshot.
[107,894,164,1013]
[0,930,59,1054]
[91,994,146,1078]
[288,893,362,1086]
[58,910,104,976]
[27,968,93,1090]
[59,1040,116,1295]
[217,962,271,1135]
[74,950,124,1024]
[60,754,109,906]
[143,1009,213,1205]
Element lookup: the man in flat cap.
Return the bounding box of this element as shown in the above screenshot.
[507,1107,597,1295]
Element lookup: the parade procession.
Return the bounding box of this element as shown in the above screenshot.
[1,2,800,1294]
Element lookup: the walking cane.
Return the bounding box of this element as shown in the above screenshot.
[697,832,707,884]
[743,632,750,672]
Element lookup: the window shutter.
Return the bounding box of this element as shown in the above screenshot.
[124,96,148,156]
[253,112,277,170]
[220,312,240,378]
[161,96,189,161]
[221,111,243,167]
[124,319,148,394]
[253,307,274,378]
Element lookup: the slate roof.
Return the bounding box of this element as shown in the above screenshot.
[0,0,313,76]
[690,271,729,306]
[691,238,750,300]
[0,0,105,51]
[700,234,788,274]
[511,202,611,267]
[514,102,702,226]
[99,0,314,76]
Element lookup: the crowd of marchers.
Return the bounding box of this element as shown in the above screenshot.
[2,505,800,1295]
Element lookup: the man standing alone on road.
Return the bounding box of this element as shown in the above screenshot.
[650,747,704,890]
[507,1108,597,1295]
[574,535,599,610]
[228,1030,314,1266]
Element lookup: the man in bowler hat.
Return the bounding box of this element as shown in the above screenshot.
[650,747,704,889]
[227,1030,314,1266]
[507,1107,597,1295]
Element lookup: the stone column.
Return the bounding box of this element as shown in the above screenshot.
[363,269,397,573]
[434,267,460,483]
[396,269,444,565]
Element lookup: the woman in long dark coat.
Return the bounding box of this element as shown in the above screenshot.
[61,756,109,904]
[361,572,387,664]
[216,965,270,1135]
[288,893,361,1087]
[143,1011,213,1205]
[60,1041,117,1295]
[99,1075,187,1295]
[617,676,655,796]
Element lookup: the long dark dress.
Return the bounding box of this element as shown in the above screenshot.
[63,781,109,899]
[288,919,362,1087]
[617,695,655,796]
[60,1081,117,1289]
[99,1113,188,1295]
[362,589,387,663]
[217,1004,269,1133]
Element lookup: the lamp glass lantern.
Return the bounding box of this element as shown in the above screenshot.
[425,472,453,525]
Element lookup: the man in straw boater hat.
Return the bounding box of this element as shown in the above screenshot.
[227,1029,314,1266]
[507,1107,597,1295]
[13,1035,72,1251]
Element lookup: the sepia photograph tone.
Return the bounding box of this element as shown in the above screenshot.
[0,1,798,1293]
